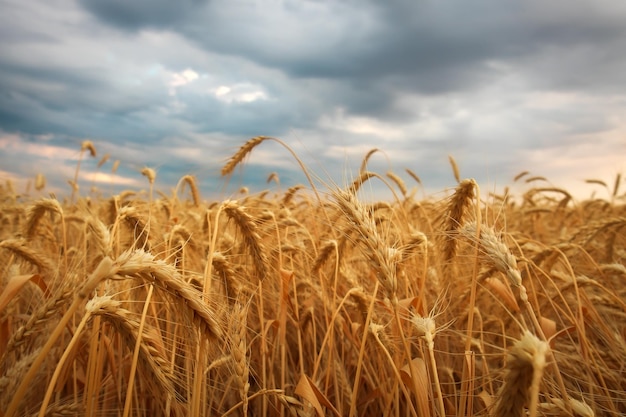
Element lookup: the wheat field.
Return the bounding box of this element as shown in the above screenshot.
[1,137,625,417]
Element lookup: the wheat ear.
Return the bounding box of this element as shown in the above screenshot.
[312,239,338,273]
[3,256,115,417]
[222,200,268,280]
[221,136,268,176]
[86,216,112,258]
[494,331,549,417]
[1,286,73,362]
[70,141,96,201]
[114,249,223,338]
[463,222,575,411]
[176,175,201,207]
[405,168,422,186]
[386,171,408,197]
[93,295,179,413]
[117,206,150,250]
[359,148,380,173]
[461,222,527,304]
[222,137,335,234]
[0,239,56,276]
[0,349,40,410]
[440,179,476,270]
[332,188,398,301]
[212,252,239,303]
[24,198,63,240]
[282,185,304,206]
[34,173,46,191]
[38,294,172,417]
[411,314,446,417]
[449,155,461,183]
[348,171,377,193]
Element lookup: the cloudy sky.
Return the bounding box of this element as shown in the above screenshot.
[1,0,625,202]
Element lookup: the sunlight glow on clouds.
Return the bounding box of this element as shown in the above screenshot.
[211,83,269,103]
[168,68,199,95]
[82,171,142,186]
[0,169,21,184]
[0,134,80,160]
[319,108,405,140]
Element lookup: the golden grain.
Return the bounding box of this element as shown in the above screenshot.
[494,331,549,417]
[221,136,268,176]
[81,140,97,157]
[1,139,624,417]
[386,170,408,196]
[34,174,46,191]
[141,167,157,185]
[222,200,268,280]
[178,174,201,207]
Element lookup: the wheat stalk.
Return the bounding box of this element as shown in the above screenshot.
[70,141,96,202]
[411,313,446,417]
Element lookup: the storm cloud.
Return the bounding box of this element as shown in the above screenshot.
[1,0,624,199]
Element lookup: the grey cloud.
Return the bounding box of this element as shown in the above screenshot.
[74,0,626,122]
[2,0,625,201]
[79,0,210,30]
[176,0,625,86]
[0,56,181,142]
[175,93,307,137]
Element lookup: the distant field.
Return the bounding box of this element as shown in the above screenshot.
[1,138,624,417]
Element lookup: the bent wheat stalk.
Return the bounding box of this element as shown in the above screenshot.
[221,136,332,229]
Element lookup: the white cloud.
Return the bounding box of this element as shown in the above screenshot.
[168,68,199,95]
[211,83,268,103]
[0,133,80,160]
[215,86,231,96]
[82,171,142,186]
[319,108,405,140]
